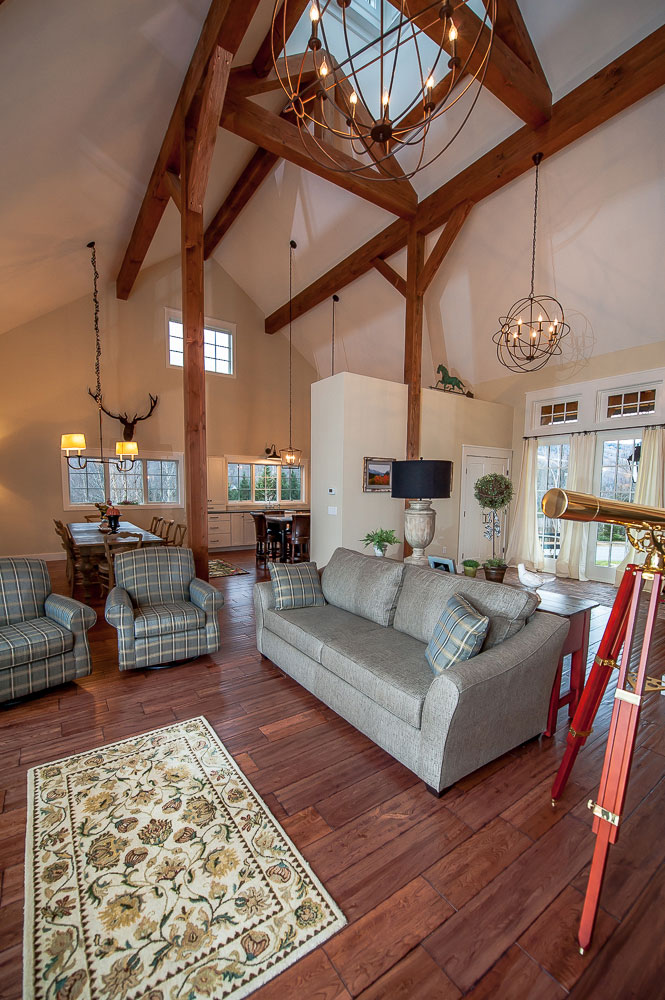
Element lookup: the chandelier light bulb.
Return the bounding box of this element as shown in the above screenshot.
[349,90,358,105]
[309,3,319,21]
[319,58,328,77]
[449,24,458,42]
[426,75,435,91]
[382,90,390,108]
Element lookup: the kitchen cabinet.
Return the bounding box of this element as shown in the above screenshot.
[208,512,231,550]
[207,457,226,504]
[231,512,256,547]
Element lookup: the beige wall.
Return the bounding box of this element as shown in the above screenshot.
[473,340,665,462]
[310,372,513,566]
[0,255,316,557]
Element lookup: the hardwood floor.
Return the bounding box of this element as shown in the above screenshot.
[1,555,664,998]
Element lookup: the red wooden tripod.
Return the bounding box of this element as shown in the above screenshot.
[550,564,663,953]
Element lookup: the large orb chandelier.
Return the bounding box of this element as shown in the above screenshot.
[271,0,496,180]
[492,153,571,373]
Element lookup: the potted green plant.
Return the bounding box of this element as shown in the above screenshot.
[474,472,514,584]
[462,558,480,578]
[361,528,401,557]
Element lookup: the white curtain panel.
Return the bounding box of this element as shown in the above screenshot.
[556,433,596,581]
[614,425,665,585]
[506,438,544,571]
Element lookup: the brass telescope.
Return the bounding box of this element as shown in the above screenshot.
[542,488,665,571]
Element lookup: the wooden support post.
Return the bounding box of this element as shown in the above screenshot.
[405,224,425,461]
[181,125,209,580]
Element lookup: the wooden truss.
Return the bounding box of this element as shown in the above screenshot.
[115,0,665,573]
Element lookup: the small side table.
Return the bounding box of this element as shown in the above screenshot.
[536,591,600,737]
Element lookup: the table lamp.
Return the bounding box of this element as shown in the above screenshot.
[391,459,453,565]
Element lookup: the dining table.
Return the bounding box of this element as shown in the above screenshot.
[68,520,165,595]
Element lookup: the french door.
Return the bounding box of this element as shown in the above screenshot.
[585,431,641,583]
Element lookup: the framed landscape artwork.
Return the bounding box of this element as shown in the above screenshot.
[363,457,395,493]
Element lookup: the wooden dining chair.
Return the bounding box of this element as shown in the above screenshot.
[150,516,164,536]
[98,532,143,594]
[287,514,311,563]
[166,523,187,547]
[250,513,271,565]
[159,519,175,543]
[53,520,85,596]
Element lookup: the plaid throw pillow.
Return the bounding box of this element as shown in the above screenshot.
[425,593,489,675]
[269,562,326,611]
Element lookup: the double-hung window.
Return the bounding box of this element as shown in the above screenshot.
[167,313,235,376]
[227,462,304,504]
[64,456,182,508]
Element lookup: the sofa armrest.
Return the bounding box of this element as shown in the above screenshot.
[190,579,224,615]
[45,593,96,634]
[254,581,276,654]
[419,611,569,791]
[105,587,135,631]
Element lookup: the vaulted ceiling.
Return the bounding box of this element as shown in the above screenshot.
[1,0,664,387]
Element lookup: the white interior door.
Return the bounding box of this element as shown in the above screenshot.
[458,447,512,565]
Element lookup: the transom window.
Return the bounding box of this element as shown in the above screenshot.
[227,463,304,504]
[536,441,569,559]
[607,388,655,419]
[65,457,181,507]
[540,400,578,426]
[168,317,234,375]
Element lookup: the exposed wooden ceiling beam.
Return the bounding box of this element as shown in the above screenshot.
[417,200,473,294]
[492,0,549,91]
[265,26,665,332]
[164,170,182,213]
[265,219,410,334]
[388,0,552,128]
[188,46,233,212]
[373,258,407,297]
[115,0,260,300]
[220,91,418,219]
[416,23,665,235]
[204,147,279,259]
[228,63,318,97]
[252,0,310,78]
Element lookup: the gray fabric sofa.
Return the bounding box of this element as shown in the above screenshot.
[254,548,569,793]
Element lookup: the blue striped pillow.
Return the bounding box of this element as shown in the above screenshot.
[425,594,489,674]
[269,562,325,611]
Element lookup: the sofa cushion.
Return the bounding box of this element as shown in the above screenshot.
[0,618,74,669]
[321,629,433,728]
[269,562,325,610]
[425,594,489,674]
[133,602,206,639]
[394,565,539,649]
[321,548,405,627]
[264,605,383,664]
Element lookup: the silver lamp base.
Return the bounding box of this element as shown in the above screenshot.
[403,499,436,565]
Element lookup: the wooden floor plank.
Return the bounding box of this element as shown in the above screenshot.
[465,945,566,999]
[324,877,454,996]
[357,946,461,999]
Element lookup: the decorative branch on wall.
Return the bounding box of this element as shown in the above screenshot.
[87,389,159,441]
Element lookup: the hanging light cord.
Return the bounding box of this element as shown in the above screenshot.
[87,240,105,464]
[331,294,339,376]
[288,239,296,449]
[529,154,542,299]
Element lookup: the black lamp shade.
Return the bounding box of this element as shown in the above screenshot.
[391,460,452,500]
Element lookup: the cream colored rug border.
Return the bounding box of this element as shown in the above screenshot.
[23,715,346,999]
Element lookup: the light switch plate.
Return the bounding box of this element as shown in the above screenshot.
[327,506,337,515]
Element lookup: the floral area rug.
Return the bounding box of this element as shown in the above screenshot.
[24,717,345,999]
[209,559,248,578]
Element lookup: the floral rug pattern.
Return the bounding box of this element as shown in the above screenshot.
[25,717,345,999]
[208,560,248,578]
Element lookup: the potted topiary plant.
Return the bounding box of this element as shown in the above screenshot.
[361,528,401,557]
[474,472,514,584]
[462,558,480,578]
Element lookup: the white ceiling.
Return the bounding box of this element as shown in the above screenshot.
[1,0,664,388]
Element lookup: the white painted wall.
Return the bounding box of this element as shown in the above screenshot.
[310,373,513,567]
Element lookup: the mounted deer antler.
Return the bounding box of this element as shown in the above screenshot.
[88,390,159,441]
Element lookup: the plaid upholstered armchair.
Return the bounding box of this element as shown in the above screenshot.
[0,557,96,704]
[105,547,223,670]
